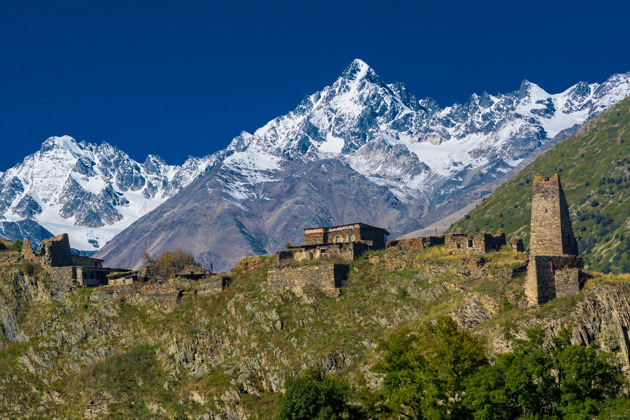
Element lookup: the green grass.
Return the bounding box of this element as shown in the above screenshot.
[449,96,630,274]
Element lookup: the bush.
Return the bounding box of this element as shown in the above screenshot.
[12,239,23,252]
[278,369,363,420]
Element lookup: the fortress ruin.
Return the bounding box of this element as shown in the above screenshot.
[21,233,130,287]
[268,223,389,297]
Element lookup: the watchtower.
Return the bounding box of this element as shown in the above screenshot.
[525,174,584,306]
[529,174,578,256]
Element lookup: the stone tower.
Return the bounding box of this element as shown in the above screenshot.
[529,174,578,256]
[525,174,584,306]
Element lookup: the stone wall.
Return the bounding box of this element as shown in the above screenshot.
[36,233,73,267]
[232,256,267,274]
[529,175,579,256]
[445,233,506,254]
[386,236,444,251]
[277,242,369,264]
[304,227,327,245]
[197,276,232,297]
[46,266,75,290]
[525,255,584,306]
[21,239,38,263]
[267,264,349,297]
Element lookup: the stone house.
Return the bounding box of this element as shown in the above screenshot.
[269,222,388,297]
[304,223,389,249]
[444,233,506,254]
[279,222,389,264]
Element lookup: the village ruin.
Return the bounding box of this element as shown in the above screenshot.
[13,173,582,307]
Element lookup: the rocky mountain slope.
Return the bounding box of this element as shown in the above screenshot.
[0,136,216,250]
[1,242,629,418]
[98,60,630,271]
[449,96,630,274]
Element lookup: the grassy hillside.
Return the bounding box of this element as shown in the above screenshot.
[1,243,630,418]
[448,96,630,273]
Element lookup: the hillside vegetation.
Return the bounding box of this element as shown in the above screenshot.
[449,96,630,273]
[1,241,630,418]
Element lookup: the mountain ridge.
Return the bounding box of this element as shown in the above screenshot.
[96,60,630,271]
[2,59,630,269]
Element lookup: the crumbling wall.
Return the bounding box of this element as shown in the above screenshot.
[267,264,349,298]
[21,239,38,263]
[277,243,368,264]
[36,233,73,267]
[445,233,505,254]
[387,236,445,251]
[525,255,584,306]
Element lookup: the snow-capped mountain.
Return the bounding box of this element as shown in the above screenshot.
[225,60,630,202]
[0,136,217,249]
[96,59,630,271]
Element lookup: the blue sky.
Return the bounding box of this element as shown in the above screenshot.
[2,0,629,170]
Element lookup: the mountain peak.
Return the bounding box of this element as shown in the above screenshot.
[40,135,83,156]
[340,58,377,82]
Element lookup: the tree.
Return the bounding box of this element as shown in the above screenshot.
[143,249,199,271]
[278,369,362,420]
[373,316,488,419]
[462,327,626,419]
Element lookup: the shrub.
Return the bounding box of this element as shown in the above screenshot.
[12,239,23,252]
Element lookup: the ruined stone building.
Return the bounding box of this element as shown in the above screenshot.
[444,233,507,254]
[525,174,585,306]
[21,233,129,287]
[278,223,389,264]
[304,223,389,248]
[269,223,389,297]
[386,235,445,251]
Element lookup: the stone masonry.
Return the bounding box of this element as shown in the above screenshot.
[277,242,369,264]
[36,233,74,267]
[267,264,350,298]
[304,223,389,249]
[529,174,579,256]
[444,233,506,254]
[525,174,584,306]
[386,236,445,251]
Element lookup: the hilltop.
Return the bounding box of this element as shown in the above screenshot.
[449,96,630,273]
[1,240,629,418]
